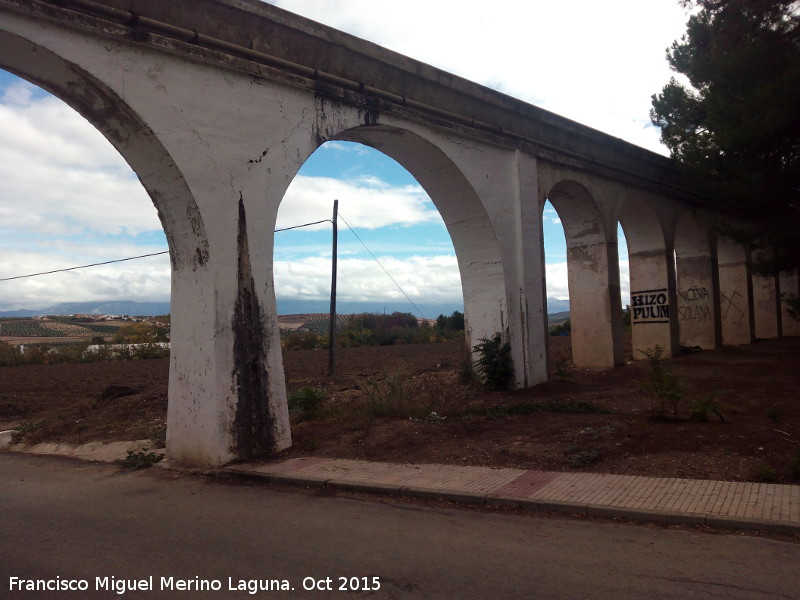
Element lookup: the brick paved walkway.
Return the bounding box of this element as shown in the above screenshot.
[224,458,800,535]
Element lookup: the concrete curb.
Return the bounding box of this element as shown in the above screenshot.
[218,467,800,537]
[0,430,15,451]
[5,442,798,537]
[1,438,154,462]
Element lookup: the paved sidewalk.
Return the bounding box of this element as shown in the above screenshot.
[222,457,800,535]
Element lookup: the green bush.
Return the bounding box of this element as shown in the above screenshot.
[287,386,326,419]
[473,333,513,390]
[115,448,164,471]
[638,345,684,420]
[787,451,800,480]
[283,331,321,350]
[548,319,571,336]
[436,310,464,332]
[1,341,169,366]
[0,341,22,367]
[689,393,726,423]
[113,322,169,344]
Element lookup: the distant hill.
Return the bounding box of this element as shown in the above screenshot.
[0,301,170,318]
[546,297,570,314]
[279,298,571,318]
[1,297,570,319]
[276,299,465,319]
[547,311,570,324]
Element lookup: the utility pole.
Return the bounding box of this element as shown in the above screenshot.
[328,200,338,377]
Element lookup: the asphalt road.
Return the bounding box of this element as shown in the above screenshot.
[1,453,798,600]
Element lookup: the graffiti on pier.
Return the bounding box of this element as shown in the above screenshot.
[678,285,711,322]
[631,289,669,324]
[678,286,708,302]
[678,304,711,322]
[721,290,744,321]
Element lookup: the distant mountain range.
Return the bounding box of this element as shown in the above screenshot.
[0,301,171,318]
[0,297,570,318]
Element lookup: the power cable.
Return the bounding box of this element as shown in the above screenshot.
[338,211,427,320]
[3,214,429,321]
[1,218,333,282]
[0,251,170,282]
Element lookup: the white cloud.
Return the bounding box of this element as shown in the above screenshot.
[2,1,678,310]
[0,81,158,236]
[320,141,370,156]
[277,175,439,230]
[545,259,631,307]
[545,262,570,300]
[274,255,462,303]
[0,248,170,310]
[271,0,690,154]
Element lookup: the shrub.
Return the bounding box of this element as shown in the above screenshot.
[287,386,326,420]
[548,319,571,336]
[0,341,22,367]
[689,393,726,423]
[473,333,513,390]
[565,445,603,468]
[361,371,419,418]
[115,448,164,471]
[436,310,465,332]
[788,451,800,480]
[638,345,684,420]
[113,322,169,344]
[751,464,778,483]
[283,331,321,350]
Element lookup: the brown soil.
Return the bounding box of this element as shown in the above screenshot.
[2,336,799,483]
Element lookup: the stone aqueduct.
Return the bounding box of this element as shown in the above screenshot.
[1,0,798,466]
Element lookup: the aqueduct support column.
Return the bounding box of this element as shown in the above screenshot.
[779,270,800,336]
[504,151,548,387]
[675,213,717,349]
[717,238,753,346]
[752,273,780,339]
[549,182,621,369]
[620,199,676,358]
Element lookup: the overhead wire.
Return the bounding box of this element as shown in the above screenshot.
[337,211,427,320]
[0,251,170,282]
[0,218,332,282]
[2,213,429,321]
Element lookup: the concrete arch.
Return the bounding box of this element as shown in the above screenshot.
[333,125,505,351]
[546,180,623,368]
[0,28,219,465]
[674,211,717,349]
[0,30,208,270]
[618,197,677,357]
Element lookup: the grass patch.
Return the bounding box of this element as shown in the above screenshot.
[115,448,164,471]
[10,420,49,443]
[287,386,326,421]
[360,370,423,418]
[751,463,778,483]
[565,445,603,468]
[357,370,475,420]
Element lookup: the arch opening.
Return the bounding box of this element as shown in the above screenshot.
[0,70,172,312]
[618,198,675,358]
[270,124,511,393]
[0,26,216,464]
[274,140,464,324]
[544,181,623,369]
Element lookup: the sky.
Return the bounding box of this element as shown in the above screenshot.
[0,0,694,314]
